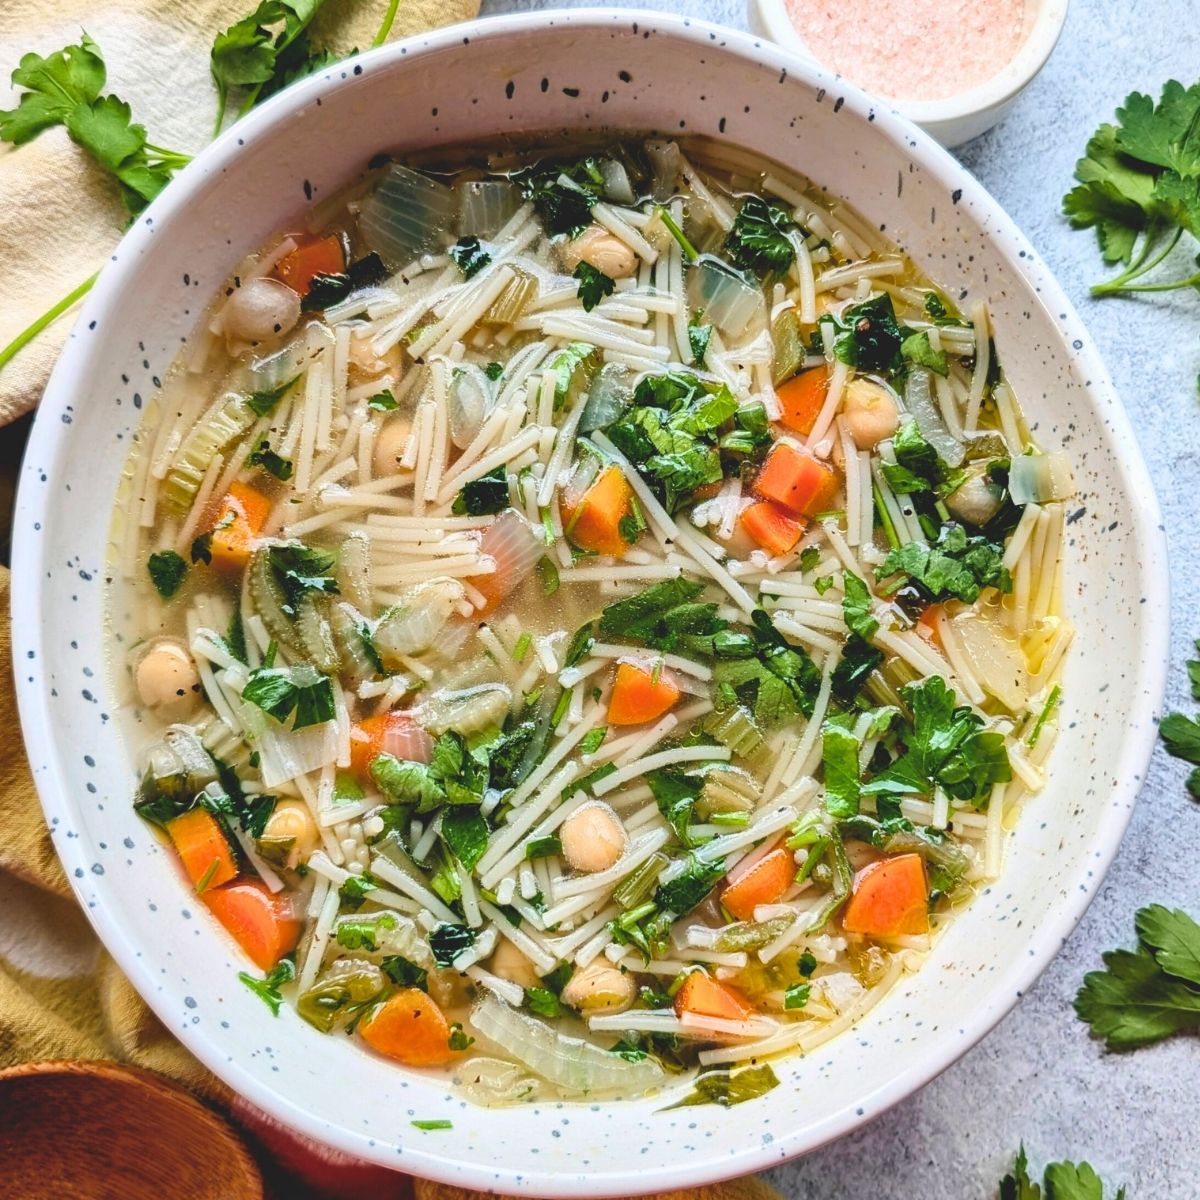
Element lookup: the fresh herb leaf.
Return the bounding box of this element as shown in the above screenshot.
[441,806,490,871]
[1075,904,1200,1049]
[563,622,597,669]
[574,261,615,311]
[428,923,476,968]
[822,721,861,818]
[878,522,1011,604]
[242,664,335,729]
[833,294,903,374]
[484,361,505,381]
[784,982,811,1010]
[841,570,878,640]
[831,634,884,702]
[300,254,388,312]
[450,235,492,280]
[0,34,189,216]
[516,156,605,237]
[411,1119,453,1131]
[655,855,726,914]
[147,550,187,599]
[382,955,429,991]
[525,835,563,860]
[999,1145,1127,1200]
[368,389,398,411]
[338,873,376,911]
[900,330,949,375]
[525,986,565,1017]
[247,378,295,417]
[862,676,1011,808]
[579,727,607,754]
[452,465,509,516]
[880,421,965,500]
[725,195,796,275]
[661,1064,780,1109]
[238,957,295,1016]
[265,542,339,616]
[247,437,294,481]
[688,321,712,368]
[448,1022,474,1051]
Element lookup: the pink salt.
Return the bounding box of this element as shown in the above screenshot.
[785,0,1029,103]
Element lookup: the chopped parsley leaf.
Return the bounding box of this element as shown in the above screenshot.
[147,550,187,599]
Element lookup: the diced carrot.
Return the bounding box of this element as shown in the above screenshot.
[607,661,681,726]
[274,234,345,296]
[359,988,458,1066]
[739,501,805,558]
[754,441,840,518]
[776,365,828,436]
[208,481,272,572]
[673,971,755,1022]
[842,853,930,939]
[167,807,238,892]
[721,847,794,921]
[915,604,944,650]
[349,711,433,780]
[563,465,637,558]
[203,880,302,970]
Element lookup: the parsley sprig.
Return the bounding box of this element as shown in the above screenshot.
[1064,80,1200,296]
[1075,903,1200,1049]
[999,1145,1126,1200]
[1157,639,1200,801]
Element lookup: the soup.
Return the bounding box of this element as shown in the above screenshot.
[111,136,1074,1105]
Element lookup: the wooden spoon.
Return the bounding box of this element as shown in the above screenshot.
[0,1060,262,1199]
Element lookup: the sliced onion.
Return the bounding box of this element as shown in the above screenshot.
[448,364,494,449]
[905,367,964,467]
[644,139,681,202]
[559,454,602,515]
[944,464,1004,528]
[600,158,636,205]
[457,1056,542,1105]
[359,165,456,267]
[770,307,804,385]
[373,578,467,665]
[687,255,765,340]
[373,713,434,764]
[457,179,522,238]
[417,683,512,736]
[475,509,544,608]
[579,362,634,433]
[471,994,665,1096]
[951,604,1029,711]
[1009,451,1076,505]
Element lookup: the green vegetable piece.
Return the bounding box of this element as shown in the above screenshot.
[452,465,509,517]
[247,437,294,481]
[237,957,295,1017]
[451,235,493,279]
[574,261,616,311]
[147,550,188,599]
[660,1063,780,1110]
[725,195,795,275]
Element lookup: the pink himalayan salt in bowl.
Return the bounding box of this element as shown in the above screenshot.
[751,0,1069,146]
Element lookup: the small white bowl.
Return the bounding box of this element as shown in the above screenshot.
[750,0,1069,146]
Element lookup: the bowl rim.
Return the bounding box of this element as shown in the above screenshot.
[12,7,1168,1194]
[751,0,1070,125]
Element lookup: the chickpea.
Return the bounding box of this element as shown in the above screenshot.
[488,937,540,991]
[560,961,636,1013]
[559,801,627,874]
[559,224,638,280]
[261,799,320,869]
[373,417,413,475]
[222,277,300,345]
[840,378,900,450]
[134,640,200,713]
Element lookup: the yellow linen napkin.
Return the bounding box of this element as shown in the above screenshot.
[0,0,478,426]
[0,561,783,1199]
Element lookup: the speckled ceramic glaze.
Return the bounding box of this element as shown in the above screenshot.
[12,10,1168,1196]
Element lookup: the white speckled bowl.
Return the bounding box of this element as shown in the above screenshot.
[12,10,1167,1196]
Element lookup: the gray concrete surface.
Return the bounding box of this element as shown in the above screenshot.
[474,1,1198,1194]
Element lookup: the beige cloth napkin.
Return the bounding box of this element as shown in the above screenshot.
[0,0,477,425]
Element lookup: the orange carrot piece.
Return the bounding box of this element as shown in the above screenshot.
[673,971,755,1022]
[208,481,272,572]
[204,880,302,970]
[349,711,432,780]
[359,988,458,1066]
[776,365,828,436]
[721,848,795,921]
[915,604,944,650]
[842,854,930,938]
[607,661,681,726]
[563,466,637,558]
[167,807,238,892]
[754,442,840,518]
[274,234,345,296]
[739,501,805,558]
